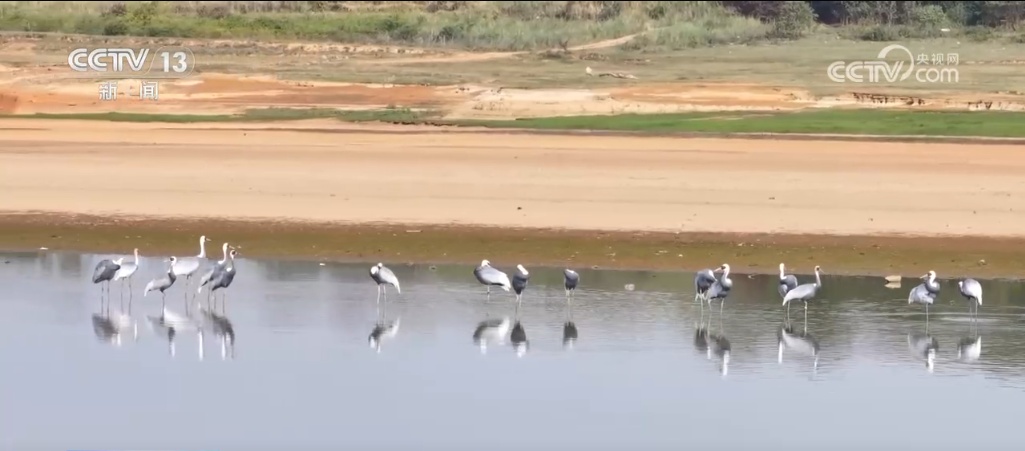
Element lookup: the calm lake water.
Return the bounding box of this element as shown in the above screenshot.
[2,250,1025,451]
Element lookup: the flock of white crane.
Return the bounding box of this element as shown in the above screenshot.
[89,235,985,343]
[91,235,238,317]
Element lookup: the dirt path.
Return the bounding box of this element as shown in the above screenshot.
[1,118,1023,239]
[356,31,644,66]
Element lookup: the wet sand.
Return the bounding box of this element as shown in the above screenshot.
[1,118,1023,278]
[0,213,1018,279]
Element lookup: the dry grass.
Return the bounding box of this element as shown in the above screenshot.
[3,26,1023,98]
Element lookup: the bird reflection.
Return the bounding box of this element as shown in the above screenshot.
[509,296,529,357]
[907,332,939,373]
[510,321,529,357]
[708,332,731,376]
[147,310,203,360]
[91,310,137,347]
[957,320,982,363]
[367,293,401,354]
[472,317,511,354]
[146,315,178,358]
[562,281,578,350]
[696,306,730,376]
[369,319,401,354]
[199,306,237,360]
[777,321,820,375]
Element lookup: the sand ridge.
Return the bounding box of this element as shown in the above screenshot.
[1,118,1024,240]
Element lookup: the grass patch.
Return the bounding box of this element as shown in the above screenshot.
[0,107,438,124]
[6,108,1025,139]
[0,1,771,51]
[456,110,1025,138]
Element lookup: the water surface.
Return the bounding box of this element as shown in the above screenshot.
[2,250,1025,451]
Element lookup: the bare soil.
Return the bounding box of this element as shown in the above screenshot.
[1,33,1023,277]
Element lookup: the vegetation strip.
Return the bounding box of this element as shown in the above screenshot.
[0,2,1020,51]
[5,109,1025,141]
[0,213,1021,280]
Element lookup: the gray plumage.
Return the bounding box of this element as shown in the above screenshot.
[370,262,401,293]
[694,268,717,302]
[909,270,940,327]
[958,278,983,306]
[908,271,940,306]
[705,264,733,309]
[511,264,530,300]
[778,263,799,299]
[782,266,823,324]
[207,261,237,294]
[144,257,178,308]
[200,249,237,294]
[564,269,579,292]
[92,258,123,284]
[474,260,511,292]
[198,243,231,288]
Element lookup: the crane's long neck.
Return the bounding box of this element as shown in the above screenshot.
[814,269,822,287]
[779,265,785,280]
[198,239,207,258]
[220,244,228,263]
[133,248,139,264]
[721,267,730,281]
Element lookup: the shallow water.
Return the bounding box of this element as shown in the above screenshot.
[2,250,1025,450]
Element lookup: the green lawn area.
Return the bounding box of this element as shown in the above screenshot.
[455,109,1025,138]
[4,108,1024,139]
[0,107,432,124]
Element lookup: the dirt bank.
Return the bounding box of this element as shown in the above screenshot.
[0,118,1023,277]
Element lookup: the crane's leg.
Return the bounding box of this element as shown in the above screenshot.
[383,286,388,304]
[804,303,808,330]
[128,278,134,315]
[376,285,382,305]
[925,304,930,334]
[161,292,166,313]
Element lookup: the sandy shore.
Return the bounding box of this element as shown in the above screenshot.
[0,118,1023,277]
[2,119,1025,237]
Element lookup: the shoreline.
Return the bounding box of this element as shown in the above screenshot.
[5,114,1025,146]
[0,213,1019,280]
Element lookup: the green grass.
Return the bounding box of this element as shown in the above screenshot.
[7,107,1025,139]
[0,1,771,52]
[456,109,1025,138]
[0,107,437,123]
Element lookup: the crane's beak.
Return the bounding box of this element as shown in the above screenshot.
[919,274,929,280]
[713,267,723,273]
